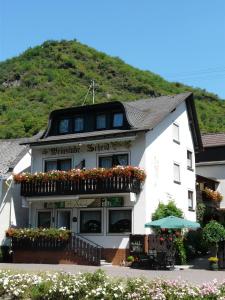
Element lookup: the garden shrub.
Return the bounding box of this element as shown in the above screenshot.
[152,201,183,220]
[174,237,187,265]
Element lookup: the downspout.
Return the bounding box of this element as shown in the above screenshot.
[5,176,13,227]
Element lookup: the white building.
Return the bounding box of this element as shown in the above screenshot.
[196,133,225,208]
[17,92,202,264]
[0,139,31,245]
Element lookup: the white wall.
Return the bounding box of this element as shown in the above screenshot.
[0,151,31,245]
[196,163,225,208]
[144,101,196,227]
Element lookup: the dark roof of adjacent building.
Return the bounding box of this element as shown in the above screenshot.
[23,92,203,151]
[196,133,225,163]
[0,138,29,178]
[201,133,225,148]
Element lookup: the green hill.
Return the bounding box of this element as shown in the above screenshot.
[0,39,224,138]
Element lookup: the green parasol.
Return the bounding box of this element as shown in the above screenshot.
[145,216,200,229]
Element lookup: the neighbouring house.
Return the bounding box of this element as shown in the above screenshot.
[14,92,202,265]
[0,139,31,245]
[196,133,225,222]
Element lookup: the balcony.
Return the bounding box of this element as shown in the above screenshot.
[20,176,142,197]
[16,166,145,197]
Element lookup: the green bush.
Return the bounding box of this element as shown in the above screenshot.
[174,237,187,265]
[152,200,183,221]
[126,255,134,262]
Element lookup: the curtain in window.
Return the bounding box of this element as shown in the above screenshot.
[96,115,106,129]
[59,159,71,171]
[116,155,128,166]
[99,157,112,168]
[74,117,84,132]
[59,119,69,134]
[45,161,57,172]
[173,163,180,182]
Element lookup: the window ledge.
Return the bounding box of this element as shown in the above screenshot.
[173,139,180,145]
[174,180,181,185]
[188,208,195,212]
[187,167,194,172]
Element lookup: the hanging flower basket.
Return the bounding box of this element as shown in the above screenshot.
[203,188,223,202]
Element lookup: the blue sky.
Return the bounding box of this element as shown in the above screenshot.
[1,0,225,98]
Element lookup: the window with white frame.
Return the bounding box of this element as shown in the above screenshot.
[173,123,180,143]
[173,163,180,184]
[80,210,102,233]
[188,190,194,210]
[187,150,193,170]
[108,209,132,233]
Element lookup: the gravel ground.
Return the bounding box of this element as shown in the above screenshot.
[0,263,225,284]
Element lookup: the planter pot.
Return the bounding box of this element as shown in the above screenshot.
[125,261,133,267]
[209,262,218,270]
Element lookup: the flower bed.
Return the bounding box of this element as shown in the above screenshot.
[0,270,224,299]
[6,228,71,241]
[13,166,146,183]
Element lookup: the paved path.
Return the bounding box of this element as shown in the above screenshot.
[0,263,225,284]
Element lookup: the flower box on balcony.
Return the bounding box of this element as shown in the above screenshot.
[14,166,146,197]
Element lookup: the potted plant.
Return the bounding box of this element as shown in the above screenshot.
[208,256,219,270]
[203,220,225,270]
[126,255,135,266]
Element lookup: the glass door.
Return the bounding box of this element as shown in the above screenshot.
[57,210,71,229]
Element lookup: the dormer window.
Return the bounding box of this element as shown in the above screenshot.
[96,114,106,129]
[113,113,123,127]
[59,119,69,134]
[74,117,84,132]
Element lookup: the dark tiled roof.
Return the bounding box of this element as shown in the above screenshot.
[122,93,191,129]
[0,139,29,177]
[202,133,225,147]
[24,92,202,150]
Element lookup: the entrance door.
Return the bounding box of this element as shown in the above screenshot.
[57,210,71,229]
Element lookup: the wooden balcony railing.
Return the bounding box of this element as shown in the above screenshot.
[21,176,141,197]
